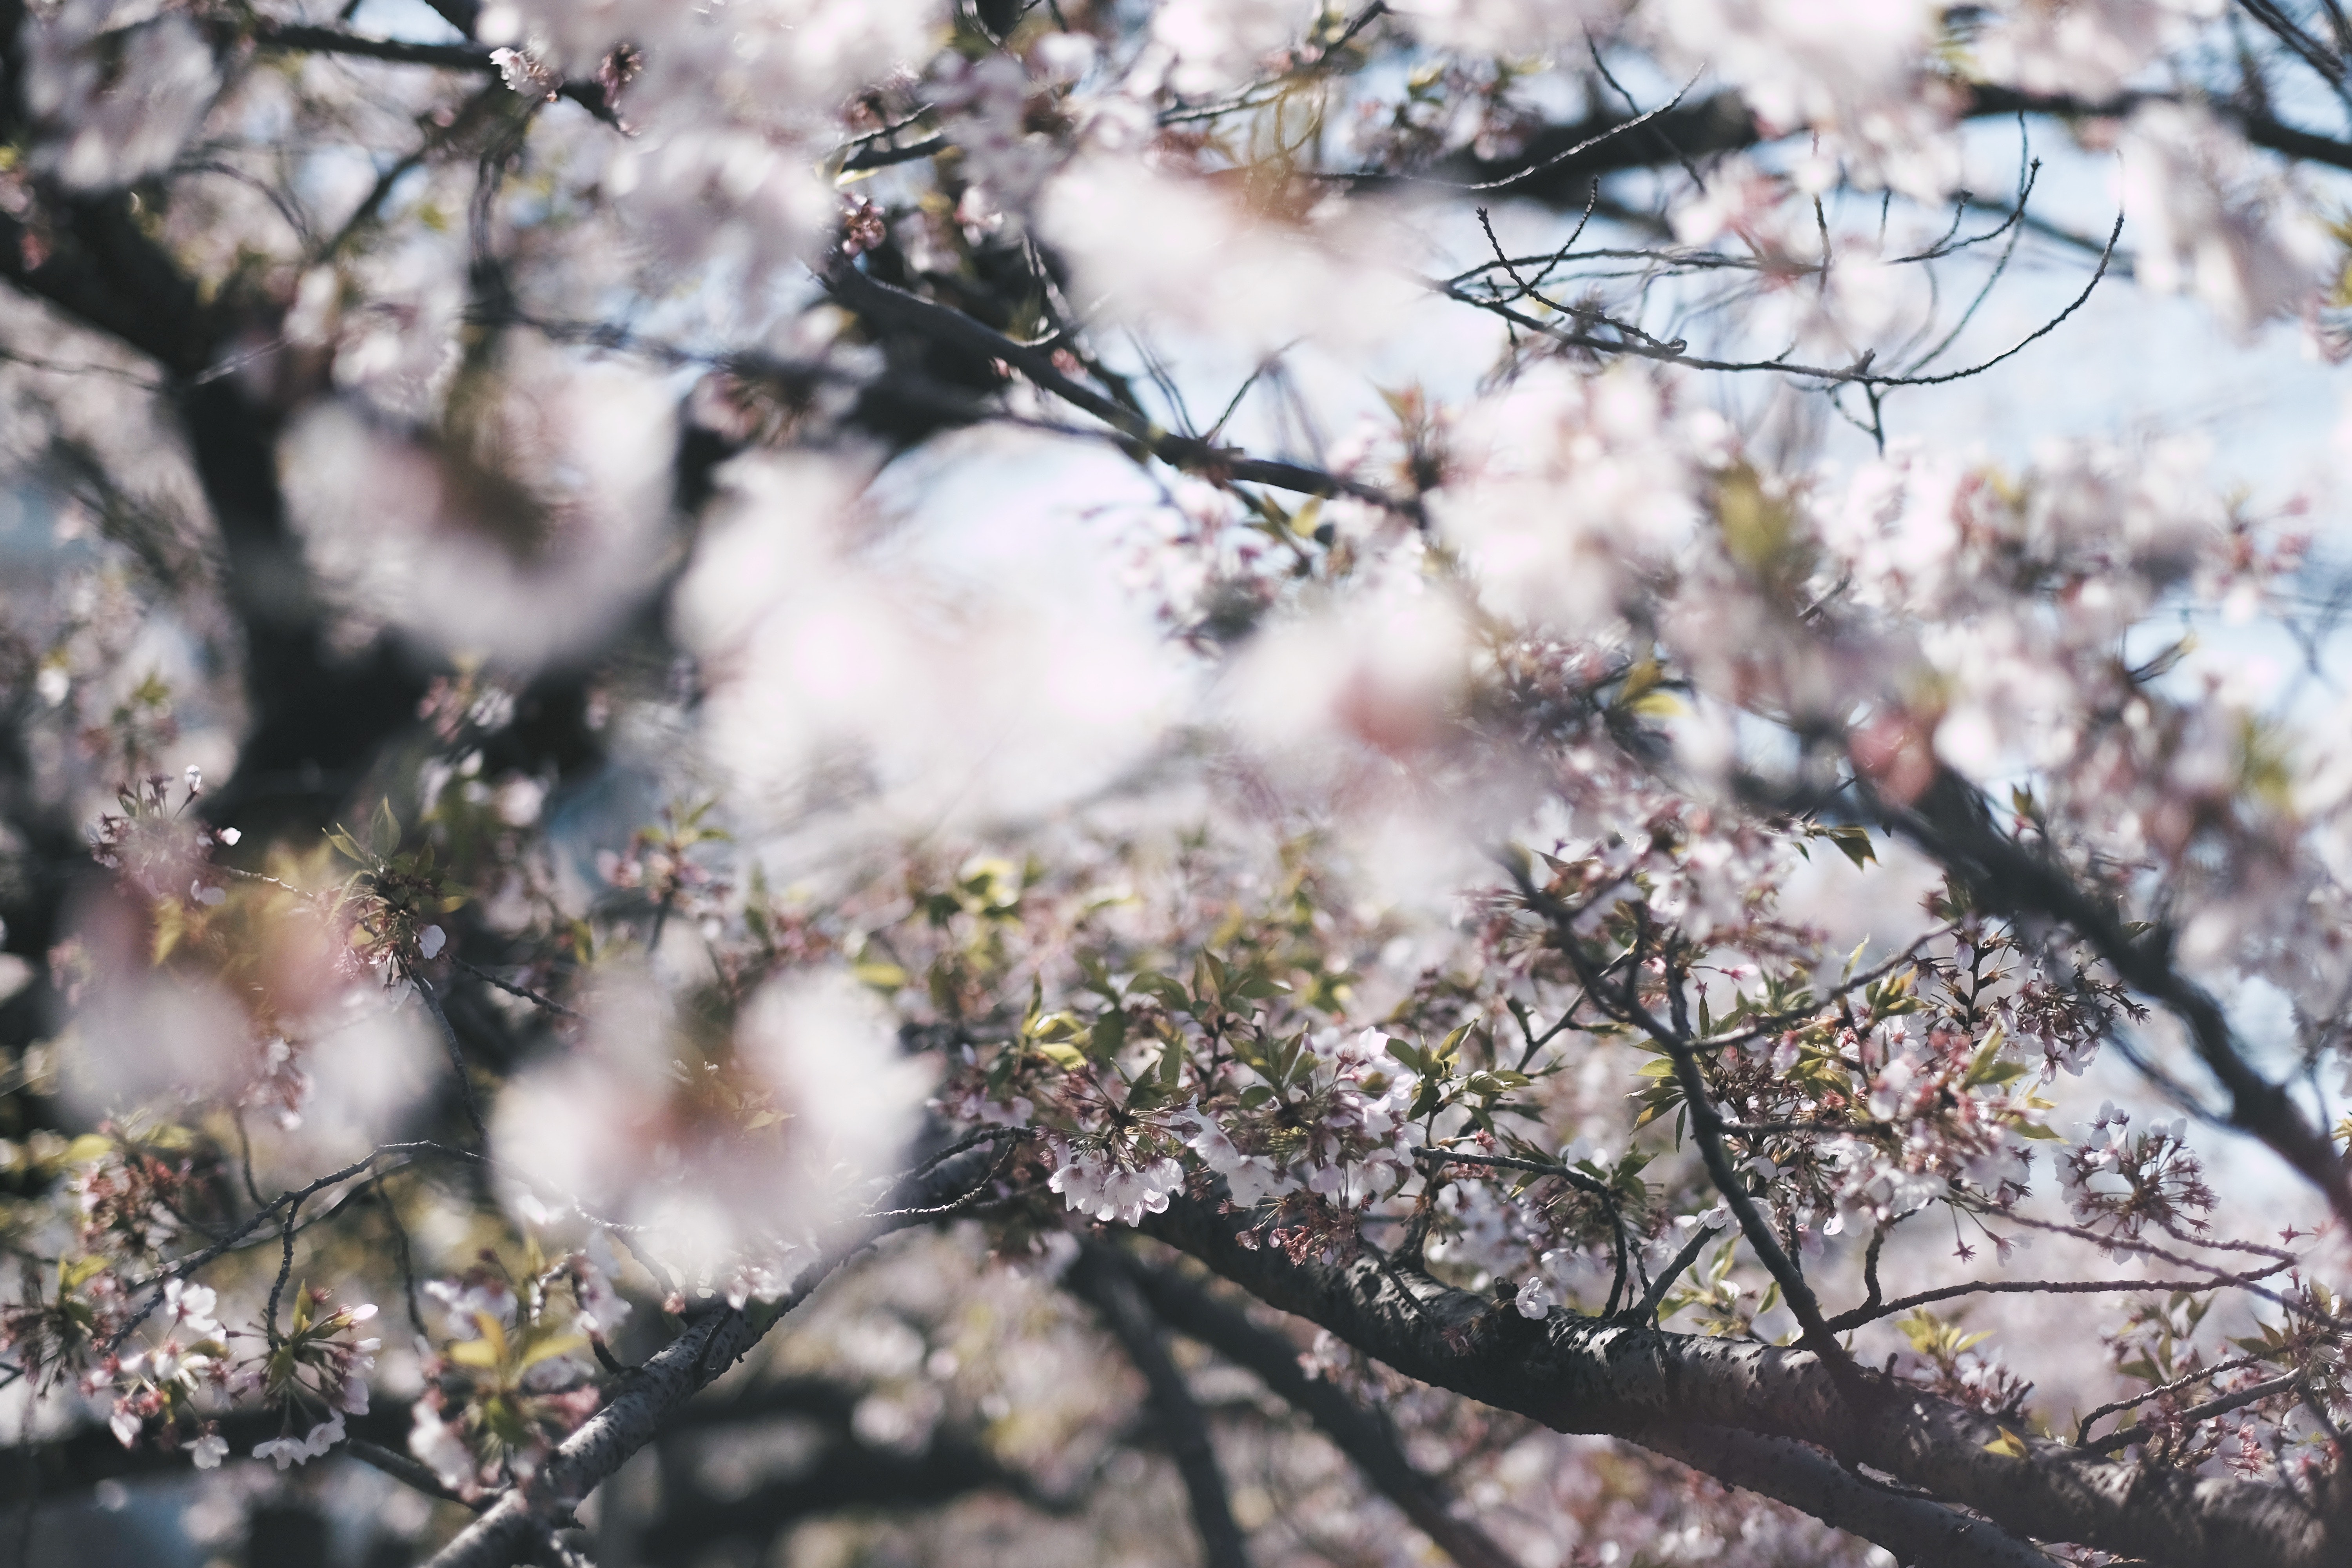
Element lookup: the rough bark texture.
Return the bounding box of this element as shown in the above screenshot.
[423,1306,768,1568]
[1138,1197,2336,1568]
[1633,1426,2057,1568]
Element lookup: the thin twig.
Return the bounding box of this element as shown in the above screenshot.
[347,1436,492,1511]
[455,958,579,1018]
[1632,1224,1723,1325]
[408,965,493,1146]
[2073,1352,2270,1445]
[2084,1372,2303,1455]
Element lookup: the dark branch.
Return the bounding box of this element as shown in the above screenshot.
[1867,770,2352,1232]
[823,262,1425,521]
[1069,1242,1254,1568]
[1117,1249,1524,1568]
[1136,1192,2334,1568]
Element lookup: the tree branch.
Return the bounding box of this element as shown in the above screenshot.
[248,21,617,124]
[1635,1425,2056,1568]
[2084,1373,2304,1456]
[1872,770,2352,1232]
[643,1378,1071,1555]
[1136,1193,2335,1568]
[1068,1243,1253,1568]
[421,1151,1005,1568]
[1117,1248,1524,1568]
[423,1306,764,1567]
[1415,82,2352,212]
[822,262,1423,522]
[1505,864,1868,1403]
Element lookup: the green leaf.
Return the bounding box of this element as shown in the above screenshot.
[1195,951,1229,1004]
[519,1332,588,1369]
[1962,1027,2025,1089]
[446,1337,503,1370]
[1128,972,1192,1013]
[1629,688,1685,719]
[59,1254,108,1292]
[1232,971,1289,1000]
[368,797,403,859]
[1824,824,1875,869]
[62,1133,114,1165]
[1077,955,1122,1004]
[1088,1010,1129,1062]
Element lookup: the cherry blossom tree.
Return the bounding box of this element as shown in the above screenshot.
[6,2,2352,1566]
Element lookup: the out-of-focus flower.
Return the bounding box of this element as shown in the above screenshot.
[493,967,930,1283]
[2119,102,2331,332]
[21,6,220,191]
[410,1401,475,1492]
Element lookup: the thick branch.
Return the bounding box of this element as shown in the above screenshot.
[644,1377,1062,1553]
[0,196,212,376]
[0,187,430,841]
[1635,1425,2056,1568]
[248,21,616,123]
[646,1434,1040,1552]
[1136,1194,2334,1568]
[423,1159,1001,1568]
[424,1306,768,1567]
[251,22,496,73]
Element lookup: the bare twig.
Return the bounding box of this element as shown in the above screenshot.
[1633,1223,1724,1326]
[408,966,493,1146]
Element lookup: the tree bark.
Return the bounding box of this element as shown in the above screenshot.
[1138,1196,2332,1568]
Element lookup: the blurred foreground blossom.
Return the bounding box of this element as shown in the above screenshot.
[7,5,2352,1566]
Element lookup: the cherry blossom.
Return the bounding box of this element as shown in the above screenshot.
[7,4,2352,1566]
